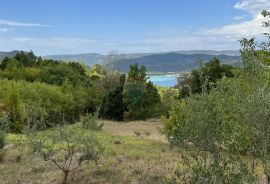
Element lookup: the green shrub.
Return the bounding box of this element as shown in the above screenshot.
[0,112,10,149]
[80,113,103,131]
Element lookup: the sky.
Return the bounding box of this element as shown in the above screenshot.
[0,0,269,55]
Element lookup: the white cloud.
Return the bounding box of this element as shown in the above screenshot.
[0,36,239,56]
[0,28,11,32]
[0,19,50,27]
[202,14,265,39]
[234,0,270,14]
[201,0,270,41]
[233,15,247,20]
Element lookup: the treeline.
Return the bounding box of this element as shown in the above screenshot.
[0,51,170,132]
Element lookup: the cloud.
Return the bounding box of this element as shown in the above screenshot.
[0,28,11,32]
[202,14,265,39]
[0,19,50,27]
[0,35,240,56]
[234,0,270,14]
[201,0,270,40]
[233,15,248,20]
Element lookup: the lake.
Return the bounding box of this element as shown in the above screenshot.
[148,74,178,87]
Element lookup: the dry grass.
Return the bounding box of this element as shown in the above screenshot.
[102,119,166,142]
[0,121,180,184]
[0,121,266,183]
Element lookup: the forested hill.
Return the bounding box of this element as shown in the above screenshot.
[0,50,19,60]
[0,50,240,73]
[45,51,240,73]
[107,53,241,73]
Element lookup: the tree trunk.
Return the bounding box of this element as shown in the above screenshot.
[62,171,69,184]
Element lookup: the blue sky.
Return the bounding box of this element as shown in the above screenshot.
[0,0,269,55]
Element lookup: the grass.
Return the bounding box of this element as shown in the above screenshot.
[0,120,266,183]
[0,120,181,184]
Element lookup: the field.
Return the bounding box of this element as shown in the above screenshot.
[0,120,182,184]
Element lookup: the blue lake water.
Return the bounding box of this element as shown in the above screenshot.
[148,74,178,87]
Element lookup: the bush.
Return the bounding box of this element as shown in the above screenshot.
[157,87,179,115]
[80,113,103,131]
[123,81,161,121]
[0,112,10,149]
[0,80,79,130]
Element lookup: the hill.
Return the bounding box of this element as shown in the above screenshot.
[107,52,241,73]
[0,50,241,73]
[0,50,19,60]
[44,53,104,66]
[44,50,240,72]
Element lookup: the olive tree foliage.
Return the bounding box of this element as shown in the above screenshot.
[163,85,256,184]
[163,10,270,183]
[236,10,270,182]
[0,112,10,149]
[25,125,103,184]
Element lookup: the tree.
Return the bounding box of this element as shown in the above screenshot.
[14,51,37,67]
[164,10,270,183]
[123,64,161,120]
[177,58,234,98]
[127,63,147,82]
[100,74,127,121]
[25,125,103,184]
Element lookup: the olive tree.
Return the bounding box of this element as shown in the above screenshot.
[25,125,103,184]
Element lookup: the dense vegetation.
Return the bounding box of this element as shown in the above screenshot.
[176,58,235,98]
[163,10,270,184]
[0,51,167,132]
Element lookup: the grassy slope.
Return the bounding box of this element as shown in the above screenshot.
[0,121,181,184]
[0,120,266,183]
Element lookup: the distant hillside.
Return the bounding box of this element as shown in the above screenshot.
[0,50,19,60]
[1,50,241,73]
[174,50,240,56]
[44,53,104,66]
[107,53,241,73]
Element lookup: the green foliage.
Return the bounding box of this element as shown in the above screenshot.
[0,80,86,130]
[0,51,107,130]
[157,87,179,116]
[127,63,147,82]
[80,113,104,131]
[163,11,270,183]
[123,81,161,120]
[0,112,10,149]
[100,74,126,121]
[25,125,103,184]
[38,62,90,86]
[122,64,162,120]
[177,58,234,98]
[0,51,41,75]
[7,85,25,132]
[171,154,256,184]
